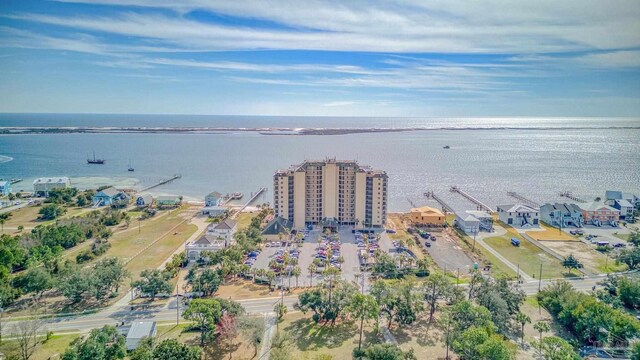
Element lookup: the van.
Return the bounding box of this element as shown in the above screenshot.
[596,241,610,247]
[511,238,520,246]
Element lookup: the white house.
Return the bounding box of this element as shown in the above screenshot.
[33,177,71,197]
[497,204,540,228]
[206,219,237,247]
[540,203,584,228]
[185,235,226,261]
[126,321,156,351]
[455,210,493,235]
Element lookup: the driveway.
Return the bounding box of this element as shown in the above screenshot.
[421,230,476,275]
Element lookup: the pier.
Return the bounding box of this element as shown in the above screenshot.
[406,197,417,208]
[558,191,587,203]
[232,187,267,218]
[139,174,181,192]
[423,191,455,213]
[506,191,540,208]
[449,186,494,212]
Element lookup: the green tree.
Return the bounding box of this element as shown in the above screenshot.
[292,265,301,288]
[59,270,93,303]
[618,276,640,309]
[363,343,416,360]
[17,225,24,232]
[131,269,172,301]
[515,312,531,347]
[616,247,640,270]
[631,341,640,360]
[238,315,266,357]
[91,257,129,300]
[628,230,640,247]
[538,336,581,360]
[38,204,66,220]
[423,272,454,322]
[534,320,551,352]
[130,338,202,360]
[14,267,55,302]
[348,293,379,351]
[191,268,222,296]
[561,254,583,274]
[452,326,513,360]
[182,298,222,345]
[295,279,358,325]
[62,326,126,360]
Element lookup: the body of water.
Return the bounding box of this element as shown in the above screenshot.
[0,114,639,212]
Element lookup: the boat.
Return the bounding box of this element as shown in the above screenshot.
[87,151,105,164]
[9,178,22,184]
[231,192,244,200]
[443,145,450,149]
[127,159,134,172]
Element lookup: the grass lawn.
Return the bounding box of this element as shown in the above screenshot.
[388,313,447,359]
[526,223,577,241]
[236,211,258,231]
[542,241,627,274]
[280,312,381,360]
[0,205,91,234]
[484,236,569,279]
[614,233,630,241]
[0,333,78,360]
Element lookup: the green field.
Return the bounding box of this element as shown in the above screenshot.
[0,205,92,234]
[484,236,570,279]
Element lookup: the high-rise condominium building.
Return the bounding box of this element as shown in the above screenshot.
[273,158,388,229]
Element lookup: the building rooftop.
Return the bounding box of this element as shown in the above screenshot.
[157,195,180,201]
[578,201,618,212]
[213,219,237,230]
[465,210,493,219]
[262,216,294,235]
[497,204,539,213]
[410,206,444,217]
[97,187,120,197]
[126,321,156,340]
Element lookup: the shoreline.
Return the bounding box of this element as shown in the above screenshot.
[2,125,640,136]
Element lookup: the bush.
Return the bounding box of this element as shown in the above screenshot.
[76,250,95,264]
[352,348,366,359]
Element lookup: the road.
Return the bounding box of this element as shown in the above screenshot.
[3,273,632,337]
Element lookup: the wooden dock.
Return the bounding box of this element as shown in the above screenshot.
[506,191,540,208]
[139,174,182,192]
[232,187,267,218]
[558,191,587,203]
[450,186,494,212]
[423,191,455,213]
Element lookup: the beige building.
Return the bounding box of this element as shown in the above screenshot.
[409,206,445,226]
[273,158,388,229]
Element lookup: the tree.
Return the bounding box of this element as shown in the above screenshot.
[363,343,416,360]
[308,263,317,287]
[274,302,287,321]
[62,325,126,360]
[295,279,358,325]
[370,279,422,329]
[38,204,66,220]
[238,315,266,357]
[292,266,301,288]
[270,331,293,360]
[217,313,238,359]
[0,218,5,232]
[191,268,222,296]
[182,298,222,345]
[616,247,640,270]
[59,271,93,303]
[618,276,640,309]
[423,272,454,322]
[534,320,551,352]
[561,254,583,274]
[348,293,379,351]
[14,267,55,302]
[631,341,640,360]
[515,312,531,347]
[452,326,513,360]
[131,269,172,301]
[12,318,44,360]
[130,338,201,360]
[538,336,581,360]
[18,225,24,232]
[92,257,129,300]
[628,230,640,247]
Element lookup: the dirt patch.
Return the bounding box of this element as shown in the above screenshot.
[542,241,618,273]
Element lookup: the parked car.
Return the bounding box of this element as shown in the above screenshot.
[425,242,431,247]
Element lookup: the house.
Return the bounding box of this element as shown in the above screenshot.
[540,203,584,228]
[202,191,226,216]
[612,199,634,221]
[156,195,181,208]
[497,204,540,228]
[92,187,130,208]
[205,191,223,206]
[0,180,10,196]
[205,219,237,247]
[578,202,620,227]
[455,210,493,234]
[262,216,294,241]
[126,321,157,351]
[409,206,445,226]
[33,177,71,197]
[135,194,153,208]
[186,235,226,261]
[605,190,639,208]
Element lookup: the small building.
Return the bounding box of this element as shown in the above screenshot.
[0,180,10,197]
[92,187,130,208]
[262,216,293,241]
[497,204,540,228]
[612,199,634,221]
[540,203,584,228]
[135,194,153,208]
[579,201,620,227]
[454,210,493,234]
[156,195,181,208]
[186,235,226,261]
[205,191,223,207]
[33,177,71,197]
[205,219,238,247]
[409,206,445,226]
[126,321,157,351]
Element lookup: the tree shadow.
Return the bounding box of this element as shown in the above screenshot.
[282,317,360,351]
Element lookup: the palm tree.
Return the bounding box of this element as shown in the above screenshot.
[307,263,317,287]
[292,266,301,288]
[515,312,531,347]
[406,237,416,249]
[533,321,551,353]
[266,270,276,288]
[0,218,5,232]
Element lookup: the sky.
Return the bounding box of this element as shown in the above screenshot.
[0,0,639,117]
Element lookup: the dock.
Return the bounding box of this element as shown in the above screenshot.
[506,191,540,208]
[558,191,587,203]
[139,174,181,192]
[449,186,494,212]
[232,187,267,219]
[423,191,455,213]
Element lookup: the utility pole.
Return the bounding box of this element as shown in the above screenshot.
[472,229,477,252]
[517,264,520,283]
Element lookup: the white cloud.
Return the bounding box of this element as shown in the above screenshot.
[323,101,356,107]
[578,51,640,68]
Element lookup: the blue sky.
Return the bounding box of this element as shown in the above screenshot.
[0,0,639,116]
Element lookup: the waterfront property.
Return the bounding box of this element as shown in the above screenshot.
[205,191,223,206]
[205,219,237,247]
[0,180,10,196]
[612,199,634,221]
[578,201,620,227]
[92,187,130,208]
[539,203,584,228]
[455,210,493,234]
[605,190,639,208]
[262,216,294,241]
[125,321,157,351]
[202,191,227,216]
[156,195,181,208]
[185,235,226,261]
[33,177,71,197]
[496,204,540,228]
[409,206,445,226]
[135,194,153,208]
[273,158,388,229]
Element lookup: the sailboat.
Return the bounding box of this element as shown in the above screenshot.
[87,151,105,164]
[128,159,134,172]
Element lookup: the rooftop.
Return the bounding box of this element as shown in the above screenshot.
[497,204,539,213]
[126,321,156,340]
[410,206,444,217]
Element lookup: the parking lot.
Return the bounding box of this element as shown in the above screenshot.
[417,229,476,275]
